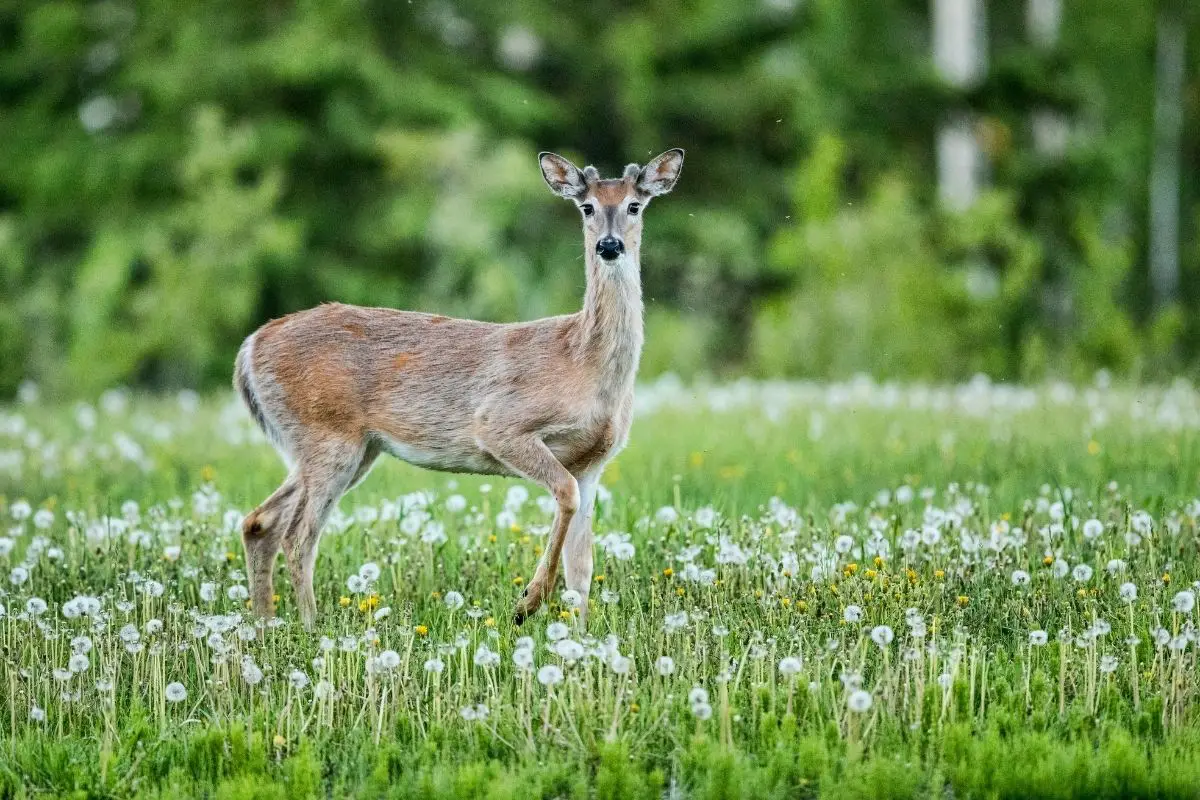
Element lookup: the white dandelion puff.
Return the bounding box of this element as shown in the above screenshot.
[870,626,894,648]
[537,664,563,687]
[778,656,803,677]
[847,689,873,712]
[1172,591,1195,614]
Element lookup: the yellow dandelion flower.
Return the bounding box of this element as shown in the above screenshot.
[484,617,495,627]
[663,567,674,578]
[935,569,945,579]
[513,576,524,586]
[1087,440,1100,456]
[488,534,497,544]
[200,465,215,482]
[956,595,969,607]
[339,596,351,607]
[594,574,605,583]
[414,625,429,636]
[272,734,286,748]
[675,587,685,597]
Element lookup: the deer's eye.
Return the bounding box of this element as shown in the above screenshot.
[628,202,641,215]
[580,203,595,217]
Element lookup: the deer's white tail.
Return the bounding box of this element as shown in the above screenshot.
[234,334,282,452]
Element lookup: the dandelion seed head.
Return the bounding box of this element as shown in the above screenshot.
[778,656,803,676]
[870,625,894,648]
[537,664,563,686]
[847,689,873,712]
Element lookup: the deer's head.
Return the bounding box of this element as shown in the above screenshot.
[539,149,684,262]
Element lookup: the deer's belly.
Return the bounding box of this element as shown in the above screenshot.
[378,435,509,476]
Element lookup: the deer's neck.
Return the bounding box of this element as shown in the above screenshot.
[576,248,644,394]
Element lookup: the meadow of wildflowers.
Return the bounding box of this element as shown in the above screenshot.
[3,375,1200,797]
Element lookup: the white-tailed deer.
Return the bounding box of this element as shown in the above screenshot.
[234,148,684,629]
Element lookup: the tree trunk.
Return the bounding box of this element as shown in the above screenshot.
[1149,10,1186,309]
[934,0,987,211]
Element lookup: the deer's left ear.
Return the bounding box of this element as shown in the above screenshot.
[636,148,685,196]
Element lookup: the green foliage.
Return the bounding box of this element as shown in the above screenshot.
[1,2,1199,393]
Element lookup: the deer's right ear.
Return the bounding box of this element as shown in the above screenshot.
[539,152,588,199]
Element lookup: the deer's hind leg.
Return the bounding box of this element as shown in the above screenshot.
[242,475,303,618]
[282,438,377,630]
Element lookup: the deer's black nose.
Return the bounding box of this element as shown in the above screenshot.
[596,237,624,261]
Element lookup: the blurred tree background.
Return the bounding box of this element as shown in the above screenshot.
[1,0,1199,397]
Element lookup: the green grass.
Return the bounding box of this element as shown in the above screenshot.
[2,377,1200,798]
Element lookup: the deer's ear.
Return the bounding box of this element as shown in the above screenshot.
[539,152,588,199]
[637,148,685,196]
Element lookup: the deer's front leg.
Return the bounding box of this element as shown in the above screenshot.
[561,472,599,627]
[477,431,578,624]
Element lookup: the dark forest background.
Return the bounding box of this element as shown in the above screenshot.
[2,0,1199,397]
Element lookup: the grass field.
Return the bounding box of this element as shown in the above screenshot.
[2,376,1200,798]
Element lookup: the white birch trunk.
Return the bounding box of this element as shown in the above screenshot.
[1149,11,1186,308]
[934,0,987,210]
